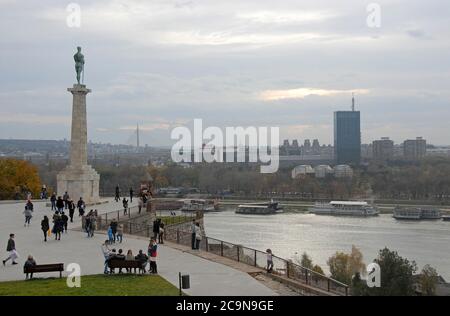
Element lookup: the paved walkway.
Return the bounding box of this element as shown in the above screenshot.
[0,199,276,296]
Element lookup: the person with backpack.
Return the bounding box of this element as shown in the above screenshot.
[56,196,64,213]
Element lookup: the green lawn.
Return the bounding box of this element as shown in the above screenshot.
[0,274,180,296]
[157,215,194,226]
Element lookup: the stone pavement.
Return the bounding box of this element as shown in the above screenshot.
[0,199,276,296]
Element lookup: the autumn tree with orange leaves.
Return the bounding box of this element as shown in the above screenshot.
[0,159,41,200]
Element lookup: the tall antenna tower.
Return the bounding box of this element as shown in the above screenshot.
[136,123,140,148]
[351,92,355,111]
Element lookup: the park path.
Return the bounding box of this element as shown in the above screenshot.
[0,199,276,296]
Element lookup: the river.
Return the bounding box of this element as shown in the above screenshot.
[203,208,450,280]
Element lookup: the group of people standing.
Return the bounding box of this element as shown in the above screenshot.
[50,192,85,221]
[115,185,135,203]
[107,219,124,244]
[82,210,98,238]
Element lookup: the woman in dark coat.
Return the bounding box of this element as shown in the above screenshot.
[52,214,63,241]
[41,216,50,242]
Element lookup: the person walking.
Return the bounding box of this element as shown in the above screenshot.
[194,222,202,250]
[129,187,134,203]
[115,185,120,202]
[52,213,63,241]
[63,191,70,210]
[2,234,18,266]
[77,197,85,216]
[68,199,75,223]
[110,220,118,243]
[122,198,129,215]
[191,219,196,250]
[41,216,50,242]
[50,193,57,211]
[56,196,64,213]
[61,212,69,233]
[116,224,123,243]
[138,196,143,214]
[266,249,274,273]
[148,239,158,274]
[23,204,33,227]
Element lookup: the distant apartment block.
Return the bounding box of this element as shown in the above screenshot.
[291,164,353,179]
[373,137,394,161]
[403,137,427,160]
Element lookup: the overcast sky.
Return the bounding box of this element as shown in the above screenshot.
[0,0,449,146]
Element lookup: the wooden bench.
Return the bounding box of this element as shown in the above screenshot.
[24,263,64,279]
[108,258,144,274]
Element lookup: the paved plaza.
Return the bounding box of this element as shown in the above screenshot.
[0,199,276,296]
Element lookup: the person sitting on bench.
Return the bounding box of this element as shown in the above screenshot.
[106,249,117,274]
[125,249,134,273]
[135,250,148,273]
[115,249,125,273]
[24,255,36,279]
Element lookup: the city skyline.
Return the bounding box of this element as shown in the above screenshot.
[1,0,449,146]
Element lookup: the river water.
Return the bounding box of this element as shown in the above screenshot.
[203,208,450,280]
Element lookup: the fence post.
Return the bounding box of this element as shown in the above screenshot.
[327,279,330,292]
[105,213,108,227]
[205,237,209,252]
[221,241,224,257]
[345,286,348,296]
[237,246,240,262]
[117,210,119,221]
[177,229,180,244]
[305,269,309,284]
[254,250,257,267]
[286,261,289,278]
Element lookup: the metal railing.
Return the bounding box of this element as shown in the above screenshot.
[164,228,348,296]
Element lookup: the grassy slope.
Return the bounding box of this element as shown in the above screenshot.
[0,274,180,296]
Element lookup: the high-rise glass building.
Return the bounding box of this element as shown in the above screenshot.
[334,109,361,165]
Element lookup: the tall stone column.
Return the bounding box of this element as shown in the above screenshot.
[57,84,100,204]
[68,85,90,168]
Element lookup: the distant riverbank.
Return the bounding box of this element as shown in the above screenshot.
[218,200,450,214]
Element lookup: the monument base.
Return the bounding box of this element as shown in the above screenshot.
[57,165,100,204]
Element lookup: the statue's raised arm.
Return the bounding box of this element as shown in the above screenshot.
[74,46,85,85]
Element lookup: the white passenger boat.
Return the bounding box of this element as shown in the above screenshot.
[393,207,441,220]
[180,199,218,212]
[236,201,283,215]
[309,201,379,216]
